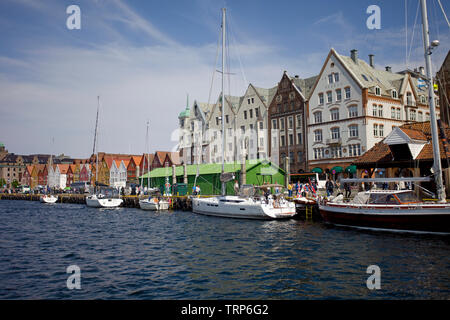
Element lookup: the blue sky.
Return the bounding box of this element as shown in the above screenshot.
[0,0,449,157]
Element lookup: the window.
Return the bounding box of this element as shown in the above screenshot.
[418,111,423,122]
[334,73,339,82]
[391,107,396,119]
[297,132,302,145]
[379,124,384,137]
[272,119,277,129]
[280,118,285,130]
[348,144,361,156]
[289,134,294,146]
[259,121,263,130]
[280,135,286,147]
[249,109,253,118]
[330,146,342,158]
[327,91,332,103]
[373,124,379,137]
[259,137,264,147]
[314,129,323,142]
[225,115,229,123]
[349,124,358,137]
[277,104,282,113]
[314,111,322,124]
[331,127,340,139]
[409,109,416,121]
[288,116,293,129]
[319,93,324,105]
[251,98,254,104]
[392,90,398,98]
[372,104,378,117]
[244,110,247,120]
[336,89,342,101]
[296,114,302,127]
[345,87,351,99]
[330,108,339,121]
[375,86,381,96]
[420,95,426,104]
[297,151,303,161]
[396,108,401,120]
[216,117,219,125]
[240,126,245,134]
[406,92,413,106]
[255,107,260,118]
[348,105,358,118]
[314,148,325,159]
[248,99,251,104]
[228,128,233,136]
[328,74,333,84]
[378,105,383,117]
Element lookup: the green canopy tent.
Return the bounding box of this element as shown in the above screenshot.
[311,167,323,174]
[331,166,343,174]
[345,165,357,174]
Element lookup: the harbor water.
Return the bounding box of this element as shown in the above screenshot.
[0,199,449,299]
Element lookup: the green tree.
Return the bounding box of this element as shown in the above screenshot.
[11,180,19,188]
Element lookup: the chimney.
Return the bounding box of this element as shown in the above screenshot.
[351,49,358,63]
[385,66,392,72]
[368,54,374,68]
[419,66,425,75]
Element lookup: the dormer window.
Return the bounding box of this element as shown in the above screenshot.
[375,86,381,96]
[420,95,426,104]
[392,90,397,99]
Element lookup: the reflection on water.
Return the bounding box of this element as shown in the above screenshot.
[0,200,449,299]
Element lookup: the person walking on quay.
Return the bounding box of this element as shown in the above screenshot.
[326,178,334,197]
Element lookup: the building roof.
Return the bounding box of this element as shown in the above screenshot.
[355,121,450,165]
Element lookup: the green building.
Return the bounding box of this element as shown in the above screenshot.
[140,160,286,195]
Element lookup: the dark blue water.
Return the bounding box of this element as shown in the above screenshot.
[0,200,449,299]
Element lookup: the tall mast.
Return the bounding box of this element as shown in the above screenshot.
[95,96,100,185]
[420,0,446,203]
[146,120,150,188]
[221,7,226,196]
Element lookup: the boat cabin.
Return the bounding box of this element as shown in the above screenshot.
[354,190,420,205]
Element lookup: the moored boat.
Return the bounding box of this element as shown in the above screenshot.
[40,194,58,204]
[319,190,450,233]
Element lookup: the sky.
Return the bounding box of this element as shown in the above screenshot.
[0,0,449,158]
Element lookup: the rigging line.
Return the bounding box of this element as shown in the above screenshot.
[407,0,420,67]
[436,0,450,27]
[227,10,248,89]
[207,23,222,107]
[406,0,408,68]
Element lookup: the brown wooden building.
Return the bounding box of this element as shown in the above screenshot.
[436,50,450,126]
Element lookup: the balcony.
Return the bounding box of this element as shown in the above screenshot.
[326,137,342,145]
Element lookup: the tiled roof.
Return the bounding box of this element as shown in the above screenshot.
[355,121,450,165]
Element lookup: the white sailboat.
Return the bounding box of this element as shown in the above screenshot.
[139,121,170,211]
[191,8,296,220]
[319,0,450,234]
[86,96,123,208]
[40,143,58,204]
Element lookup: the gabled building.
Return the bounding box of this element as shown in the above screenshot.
[306,48,437,178]
[436,50,450,125]
[178,97,214,165]
[268,71,317,174]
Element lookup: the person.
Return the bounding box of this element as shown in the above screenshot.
[192,185,197,196]
[234,180,239,195]
[326,178,334,197]
[196,185,201,195]
[344,182,351,199]
[287,182,293,197]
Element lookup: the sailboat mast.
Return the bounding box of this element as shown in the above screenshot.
[95,96,100,186]
[420,0,447,203]
[146,121,150,188]
[221,7,226,196]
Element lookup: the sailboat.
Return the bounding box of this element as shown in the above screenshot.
[318,0,450,234]
[40,141,58,204]
[191,8,296,220]
[139,121,170,211]
[86,96,123,208]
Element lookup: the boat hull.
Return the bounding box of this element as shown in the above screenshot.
[319,203,450,233]
[192,196,296,220]
[86,196,123,208]
[139,199,170,211]
[40,195,58,204]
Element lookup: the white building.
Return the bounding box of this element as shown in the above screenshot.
[110,160,128,188]
[306,48,436,178]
